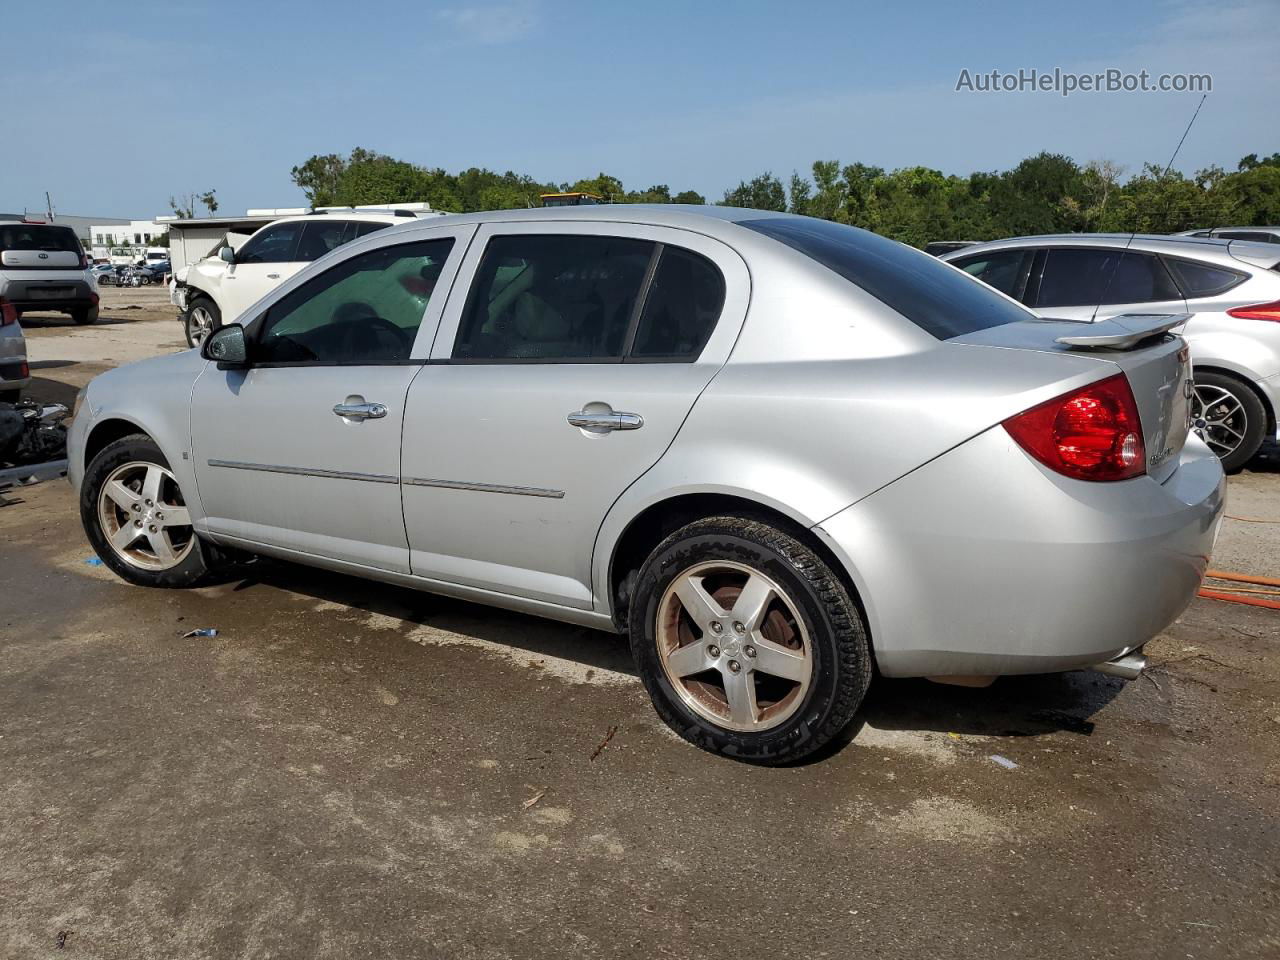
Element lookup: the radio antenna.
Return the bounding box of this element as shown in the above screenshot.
[1094,93,1207,317]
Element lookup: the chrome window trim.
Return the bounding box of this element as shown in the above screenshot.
[402,477,565,499]
[207,459,399,485]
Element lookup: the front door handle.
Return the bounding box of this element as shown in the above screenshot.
[333,400,388,421]
[567,410,644,432]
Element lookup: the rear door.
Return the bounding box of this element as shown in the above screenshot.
[400,222,749,609]
[1026,247,1187,322]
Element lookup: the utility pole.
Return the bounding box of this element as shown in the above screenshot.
[45,192,55,221]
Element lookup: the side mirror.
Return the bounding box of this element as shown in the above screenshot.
[201,324,248,366]
[218,245,236,264]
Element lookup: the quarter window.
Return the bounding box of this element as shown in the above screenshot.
[254,239,454,364]
[453,234,654,360]
[950,250,1032,300]
[1162,257,1248,298]
[629,246,725,359]
[236,222,304,265]
[1034,249,1180,308]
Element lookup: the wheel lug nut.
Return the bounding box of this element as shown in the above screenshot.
[131,503,141,512]
[732,621,745,635]
[145,499,153,506]
[709,621,723,634]
[148,525,157,533]
[134,519,142,527]
[156,512,164,521]
[744,645,757,658]
[727,660,742,674]
[707,644,720,658]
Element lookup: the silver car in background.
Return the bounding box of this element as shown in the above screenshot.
[943,234,1280,470]
[67,208,1224,764]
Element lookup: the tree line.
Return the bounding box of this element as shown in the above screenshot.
[291,148,1280,247]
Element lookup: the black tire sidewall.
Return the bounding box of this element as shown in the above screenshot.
[630,517,870,764]
[184,297,221,348]
[1197,371,1266,472]
[80,435,211,588]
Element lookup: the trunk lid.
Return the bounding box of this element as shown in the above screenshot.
[1,249,82,269]
[953,314,1193,484]
[0,223,84,271]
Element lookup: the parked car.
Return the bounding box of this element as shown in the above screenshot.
[943,234,1280,471]
[0,218,100,326]
[90,262,118,282]
[172,211,418,347]
[0,296,29,401]
[69,208,1224,764]
[922,240,978,256]
[1176,226,1280,244]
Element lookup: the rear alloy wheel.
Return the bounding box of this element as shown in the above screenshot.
[81,434,214,588]
[184,298,220,348]
[1191,372,1266,472]
[631,516,871,764]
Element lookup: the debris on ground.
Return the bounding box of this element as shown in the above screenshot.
[84,556,104,566]
[55,930,71,949]
[182,628,219,638]
[590,724,619,761]
[522,791,545,810]
[989,754,1019,770]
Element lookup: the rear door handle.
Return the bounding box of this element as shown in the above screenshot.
[333,400,388,421]
[567,410,644,432]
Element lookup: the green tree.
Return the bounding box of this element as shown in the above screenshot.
[721,172,786,211]
[672,189,706,205]
[787,172,811,216]
[291,153,347,206]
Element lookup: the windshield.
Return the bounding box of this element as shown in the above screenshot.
[740,217,1033,340]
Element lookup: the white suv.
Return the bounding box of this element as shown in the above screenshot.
[173,211,427,346]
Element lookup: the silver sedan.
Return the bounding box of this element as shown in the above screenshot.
[67,207,1224,764]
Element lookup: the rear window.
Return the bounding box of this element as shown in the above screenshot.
[1162,256,1248,298]
[740,217,1032,339]
[0,224,81,253]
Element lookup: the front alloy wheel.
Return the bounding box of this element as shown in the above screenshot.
[97,461,194,570]
[184,299,220,348]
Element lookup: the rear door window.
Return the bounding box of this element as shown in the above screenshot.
[629,246,725,360]
[740,217,1032,339]
[1162,256,1248,298]
[949,249,1033,300]
[1034,248,1180,307]
[295,220,358,262]
[355,220,392,238]
[453,234,654,361]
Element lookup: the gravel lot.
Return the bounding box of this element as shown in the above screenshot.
[3,292,1279,959]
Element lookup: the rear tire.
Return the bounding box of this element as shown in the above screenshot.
[183,296,221,348]
[630,515,871,765]
[1192,371,1266,472]
[80,434,215,588]
[71,305,98,325]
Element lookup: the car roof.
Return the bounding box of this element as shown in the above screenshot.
[937,232,1280,265]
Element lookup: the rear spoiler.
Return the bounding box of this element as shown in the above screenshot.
[1052,313,1189,351]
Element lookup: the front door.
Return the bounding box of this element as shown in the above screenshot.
[400,222,749,608]
[219,220,307,322]
[191,229,470,571]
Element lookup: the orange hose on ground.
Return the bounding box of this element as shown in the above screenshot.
[1198,588,1280,610]
[1206,569,1280,588]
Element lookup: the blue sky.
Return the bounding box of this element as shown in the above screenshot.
[2,0,1276,218]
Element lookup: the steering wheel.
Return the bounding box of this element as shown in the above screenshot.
[340,314,413,360]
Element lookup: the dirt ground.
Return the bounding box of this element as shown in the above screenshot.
[2,295,1279,959]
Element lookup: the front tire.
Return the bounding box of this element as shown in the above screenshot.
[1192,371,1266,472]
[630,516,871,764]
[80,434,214,588]
[183,296,221,348]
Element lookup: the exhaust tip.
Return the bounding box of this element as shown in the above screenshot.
[1093,651,1147,681]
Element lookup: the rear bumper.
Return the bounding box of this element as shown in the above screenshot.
[0,327,28,390]
[3,278,97,313]
[814,427,1226,678]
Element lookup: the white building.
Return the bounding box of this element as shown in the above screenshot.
[90,219,170,263]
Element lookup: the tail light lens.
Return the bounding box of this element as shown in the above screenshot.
[0,298,16,326]
[79,253,90,269]
[1226,299,1280,322]
[1004,374,1146,482]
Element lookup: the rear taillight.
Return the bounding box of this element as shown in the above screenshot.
[79,254,90,269]
[0,298,16,326]
[1226,299,1280,322]
[1003,374,1146,482]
